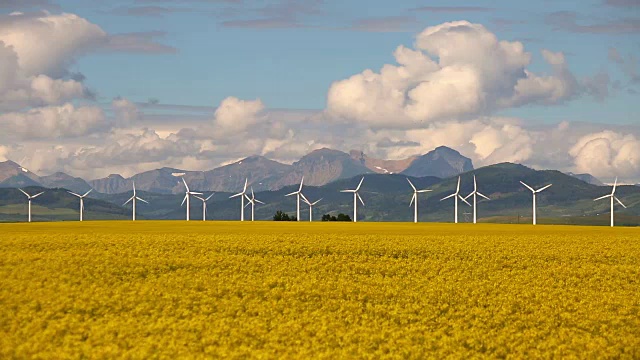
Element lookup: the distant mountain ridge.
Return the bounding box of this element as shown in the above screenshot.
[1,146,474,194]
[402,146,474,178]
[2,162,638,224]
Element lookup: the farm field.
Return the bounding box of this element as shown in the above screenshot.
[1,221,639,358]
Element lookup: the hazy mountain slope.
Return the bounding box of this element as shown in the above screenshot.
[402,146,473,178]
[349,150,417,174]
[39,172,92,194]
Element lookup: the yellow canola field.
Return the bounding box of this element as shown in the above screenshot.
[1,221,639,358]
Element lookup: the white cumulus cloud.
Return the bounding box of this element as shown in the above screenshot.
[327,21,584,129]
[569,131,640,181]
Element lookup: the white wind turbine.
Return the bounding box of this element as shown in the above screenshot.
[180,178,202,221]
[440,176,470,223]
[520,181,552,225]
[301,195,322,222]
[194,193,214,221]
[463,175,490,224]
[285,177,304,221]
[341,177,365,222]
[123,181,148,221]
[229,178,249,221]
[18,188,44,223]
[68,189,92,221]
[244,188,265,221]
[407,178,432,223]
[594,177,626,227]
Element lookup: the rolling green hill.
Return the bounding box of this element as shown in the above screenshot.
[1,163,639,225]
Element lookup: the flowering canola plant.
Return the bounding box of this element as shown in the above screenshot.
[1,221,638,358]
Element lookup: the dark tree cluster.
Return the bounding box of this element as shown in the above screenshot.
[273,210,297,221]
[321,213,352,222]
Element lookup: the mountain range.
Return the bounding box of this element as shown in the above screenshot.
[1,162,638,225]
[0,146,476,194]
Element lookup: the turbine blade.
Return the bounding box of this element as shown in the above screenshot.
[463,192,473,201]
[340,190,355,193]
[312,198,322,205]
[612,177,617,195]
[417,189,432,193]
[355,177,364,192]
[300,193,309,204]
[136,197,149,204]
[205,193,214,201]
[251,187,255,198]
[456,176,461,193]
[181,194,188,206]
[18,188,29,197]
[357,192,364,206]
[229,192,243,198]
[194,196,204,201]
[298,177,304,192]
[82,189,93,197]
[407,178,416,191]
[615,197,627,208]
[256,199,265,205]
[301,196,311,206]
[440,193,456,201]
[285,191,298,196]
[594,194,611,201]
[243,178,248,192]
[190,192,203,195]
[182,177,189,192]
[410,193,415,206]
[244,201,251,208]
[520,181,534,192]
[473,175,477,191]
[123,196,134,206]
[477,192,490,200]
[459,195,471,207]
[32,191,45,198]
[536,184,552,193]
[68,191,81,198]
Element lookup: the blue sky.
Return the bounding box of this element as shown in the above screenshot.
[0,0,638,181]
[48,0,638,124]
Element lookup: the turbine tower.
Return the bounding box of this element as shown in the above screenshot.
[285,177,304,221]
[340,177,365,222]
[520,181,552,225]
[594,178,626,227]
[463,175,490,224]
[18,188,44,223]
[181,178,202,221]
[68,189,92,221]
[229,178,249,221]
[194,193,214,221]
[440,176,470,223]
[407,178,432,223]
[244,188,264,221]
[123,181,148,221]
[301,195,322,222]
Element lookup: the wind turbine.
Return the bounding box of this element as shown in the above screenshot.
[520,181,552,225]
[229,178,249,221]
[463,175,490,224]
[440,176,470,223]
[594,178,626,227]
[244,188,264,221]
[285,177,304,221]
[194,193,214,221]
[68,189,92,221]
[407,178,432,223]
[123,181,148,221]
[301,195,322,222]
[341,177,365,222]
[18,188,44,222]
[180,178,202,221]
